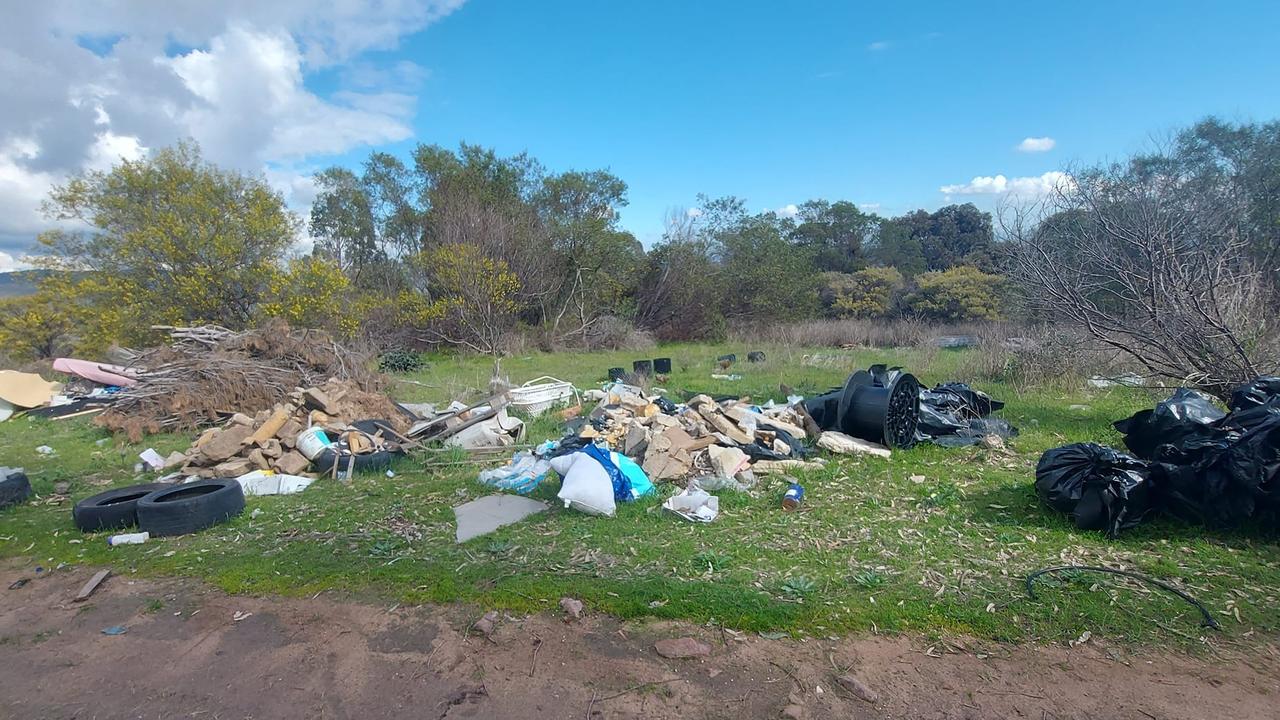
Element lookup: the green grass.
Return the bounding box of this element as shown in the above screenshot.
[2,342,1277,649]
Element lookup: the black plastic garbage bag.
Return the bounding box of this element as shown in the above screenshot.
[1035,443,1157,538]
[1151,401,1280,528]
[1112,388,1226,460]
[1229,376,1280,412]
[918,382,1016,446]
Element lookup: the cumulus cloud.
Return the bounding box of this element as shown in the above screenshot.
[866,41,890,51]
[939,171,1072,198]
[0,1,464,259]
[1016,136,1056,153]
[776,203,799,218]
[685,207,704,218]
[0,251,32,272]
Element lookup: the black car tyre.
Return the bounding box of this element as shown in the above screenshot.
[72,482,171,532]
[136,479,245,537]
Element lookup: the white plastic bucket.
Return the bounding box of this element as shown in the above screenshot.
[296,427,332,460]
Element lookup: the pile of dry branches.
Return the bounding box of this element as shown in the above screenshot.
[98,318,384,439]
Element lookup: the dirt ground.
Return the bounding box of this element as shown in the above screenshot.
[1,561,1276,720]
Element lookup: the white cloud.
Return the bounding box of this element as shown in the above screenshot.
[867,41,890,51]
[0,251,32,272]
[1016,136,1056,153]
[0,1,464,247]
[859,202,881,211]
[685,207,704,218]
[776,203,799,218]
[939,171,1073,198]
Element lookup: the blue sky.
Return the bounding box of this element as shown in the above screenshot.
[309,1,1280,243]
[3,1,1279,267]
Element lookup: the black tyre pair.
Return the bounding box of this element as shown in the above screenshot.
[72,480,245,536]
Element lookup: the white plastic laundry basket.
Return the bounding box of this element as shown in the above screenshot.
[508,376,576,416]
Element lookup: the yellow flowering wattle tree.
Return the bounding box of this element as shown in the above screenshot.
[36,141,300,348]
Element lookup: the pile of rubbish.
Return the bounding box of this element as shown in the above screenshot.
[97,320,383,439]
[802,364,1015,448]
[159,378,410,480]
[473,380,854,524]
[474,364,1016,526]
[1036,378,1280,537]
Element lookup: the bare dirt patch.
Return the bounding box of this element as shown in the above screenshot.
[1,560,1275,719]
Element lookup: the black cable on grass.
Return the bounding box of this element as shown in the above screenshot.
[1025,565,1220,630]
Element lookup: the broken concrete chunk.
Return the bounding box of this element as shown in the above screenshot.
[817,431,891,459]
[162,451,188,470]
[277,419,304,448]
[200,424,255,462]
[302,388,336,414]
[624,424,650,457]
[753,459,826,474]
[261,438,284,459]
[273,451,310,476]
[212,458,254,477]
[654,637,711,659]
[246,448,270,471]
[708,445,751,477]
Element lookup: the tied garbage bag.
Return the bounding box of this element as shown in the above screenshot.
[1153,401,1280,528]
[1035,443,1157,538]
[1113,388,1226,460]
[1229,376,1280,412]
[477,451,552,495]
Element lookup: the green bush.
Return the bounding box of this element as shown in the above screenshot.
[903,266,1006,321]
[830,266,905,318]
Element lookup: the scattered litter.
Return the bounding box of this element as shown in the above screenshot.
[663,487,720,523]
[782,482,805,511]
[106,532,149,546]
[508,376,576,416]
[74,569,112,601]
[232,610,253,622]
[138,448,165,470]
[8,578,29,590]
[477,451,551,494]
[35,445,54,455]
[816,431,891,458]
[235,470,314,496]
[453,495,548,543]
[0,370,63,412]
[101,625,127,636]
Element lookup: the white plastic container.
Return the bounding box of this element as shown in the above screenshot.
[296,427,332,460]
[107,532,149,546]
[508,376,576,416]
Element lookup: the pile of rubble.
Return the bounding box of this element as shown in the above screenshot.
[98,320,384,440]
[157,378,408,479]
[569,383,887,486]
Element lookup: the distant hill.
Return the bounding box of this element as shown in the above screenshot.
[0,269,87,298]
